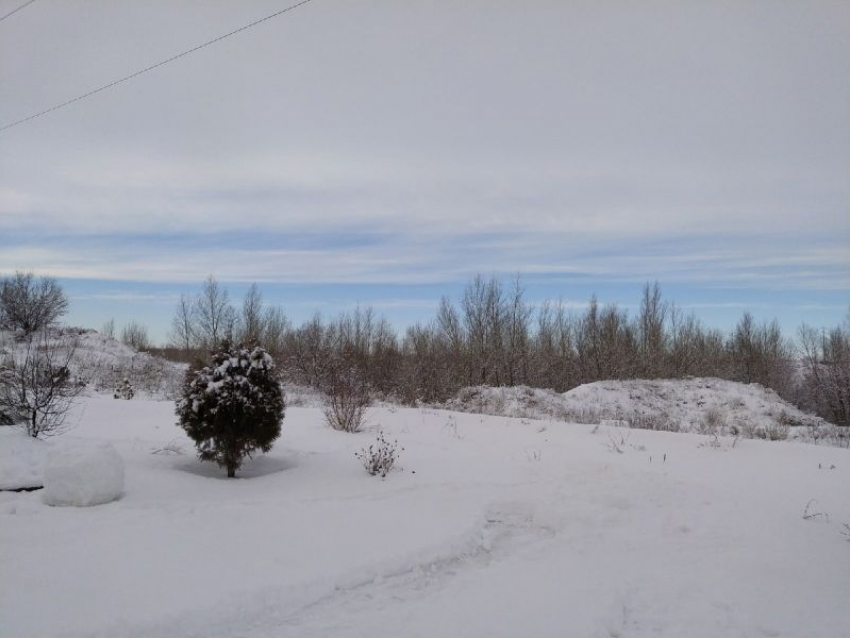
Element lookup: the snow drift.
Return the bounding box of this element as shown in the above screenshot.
[42,442,125,507]
[0,427,48,490]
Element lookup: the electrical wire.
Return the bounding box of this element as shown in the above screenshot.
[0,0,315,133]
[0,0,37,24]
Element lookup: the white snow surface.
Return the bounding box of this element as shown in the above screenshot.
[1,393,848,637]
[42,442,125,507]
[0,427,48,490]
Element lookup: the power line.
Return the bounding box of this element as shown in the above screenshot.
[0,0,315,133]
[0,0,36,23]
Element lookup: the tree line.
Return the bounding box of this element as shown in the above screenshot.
[0,270,845,429]
[162,275,849,427]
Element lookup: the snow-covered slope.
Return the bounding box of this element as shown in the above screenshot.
[446,378,845,445]
[73,329,185,398]
[0,328,184,399]
[1,394,848,637]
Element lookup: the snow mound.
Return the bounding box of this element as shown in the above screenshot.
[0,428,48,490]
[43,443,125,507]
[562,378,825,436]
[446,378,835,442]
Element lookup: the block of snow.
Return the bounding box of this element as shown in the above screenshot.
[0,427,48,490]
[43,443,124,507]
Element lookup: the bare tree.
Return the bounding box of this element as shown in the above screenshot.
[369,316,401,396]
[668,305,701,377]
[121,321,151,351]
[503,275,532,386]
[731,312,758,384]
[436,295,467,390]
[239,283,265,346]
[401,322,445,402]
[576,296,603,382]
[192,275,236,350]
[169,293,196,355]
[637,282,668,377]
[462,275,505,385]
[285,313,332,387]
[261,306,290,360]
[101,318,116,340]
[0,332,84,437]
[799,320,850,426]
[0,271,69,335]
[730,313,793,395]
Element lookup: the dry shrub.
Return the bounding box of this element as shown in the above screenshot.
[700,407,725,434]
[323,367,370,433]
[355,431,402,477]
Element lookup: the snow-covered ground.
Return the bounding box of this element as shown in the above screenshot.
[1,393,848,638]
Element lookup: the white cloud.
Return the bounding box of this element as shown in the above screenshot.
[0,1,847,297]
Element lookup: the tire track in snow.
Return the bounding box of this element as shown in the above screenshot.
[78,501,559,638]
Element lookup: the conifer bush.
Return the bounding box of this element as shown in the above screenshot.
[113,377,135,400]
[176,344,284,477]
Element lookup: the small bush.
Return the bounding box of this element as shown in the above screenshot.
[355,431,402,477]
[628,411,679,432]
[323,367,370,433]
[113,378,135,400]
[754,422,789,441]
[700,407,725,434]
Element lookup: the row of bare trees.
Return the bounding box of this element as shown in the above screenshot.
[165,276,849,425]
[168,277,289,359]
[798,324,850,426]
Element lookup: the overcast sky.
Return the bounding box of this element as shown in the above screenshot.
[1,0,848,342]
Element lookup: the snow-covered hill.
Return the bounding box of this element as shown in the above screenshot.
[446,378,846,446]
[72,329,185,398]
[0,328,184,399]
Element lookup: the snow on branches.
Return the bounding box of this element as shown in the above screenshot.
[176,344,284,477]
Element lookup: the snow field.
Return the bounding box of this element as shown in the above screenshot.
[1,393,848,637]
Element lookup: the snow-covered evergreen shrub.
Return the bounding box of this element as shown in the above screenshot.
[113,377,134,400]
[176,344,284,477]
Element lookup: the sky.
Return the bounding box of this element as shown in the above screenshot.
[1,0,848,344]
